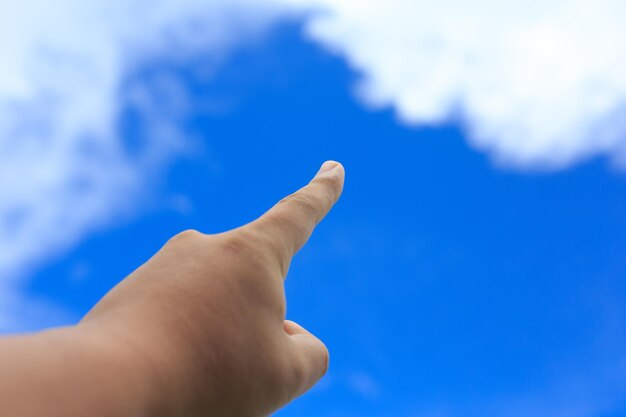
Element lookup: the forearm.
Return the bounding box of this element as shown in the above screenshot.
[0,325,171,417]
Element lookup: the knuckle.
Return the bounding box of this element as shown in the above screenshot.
[254,213,296,256]
[217,231,256,258]
[293,337,329,384]
[287,340,329,390]
[312,176,339,203]
[280,192,318,215]
[267,210,306,237]
[312,173,338,189]
[218,229,276,273]
[167,228,205,246]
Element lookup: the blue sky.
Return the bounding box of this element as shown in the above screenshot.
[3,3,626,417]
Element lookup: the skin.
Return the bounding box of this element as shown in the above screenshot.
[0,161,345,417]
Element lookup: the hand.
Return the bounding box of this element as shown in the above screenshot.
[80,161,345,416]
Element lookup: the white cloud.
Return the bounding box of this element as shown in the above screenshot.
[2,0,626,329]
[0,3,625,417]
[288,0,626,168]
[0,0,287,330]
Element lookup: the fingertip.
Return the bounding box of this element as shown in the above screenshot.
[312,161,345,201]
[314,160,345,180]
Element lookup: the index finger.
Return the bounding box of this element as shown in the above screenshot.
[250,161,345,273]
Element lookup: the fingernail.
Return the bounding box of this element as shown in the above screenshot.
[317,161,338,175]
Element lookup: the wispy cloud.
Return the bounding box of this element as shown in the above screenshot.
[346,371,382,400]
[0,0,287,329]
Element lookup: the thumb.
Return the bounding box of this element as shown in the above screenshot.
[284,320,329,396]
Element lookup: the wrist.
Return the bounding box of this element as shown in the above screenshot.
[77,309,227,417]
[72,320,185,417]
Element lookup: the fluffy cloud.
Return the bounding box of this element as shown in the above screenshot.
[291,0,626,168]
